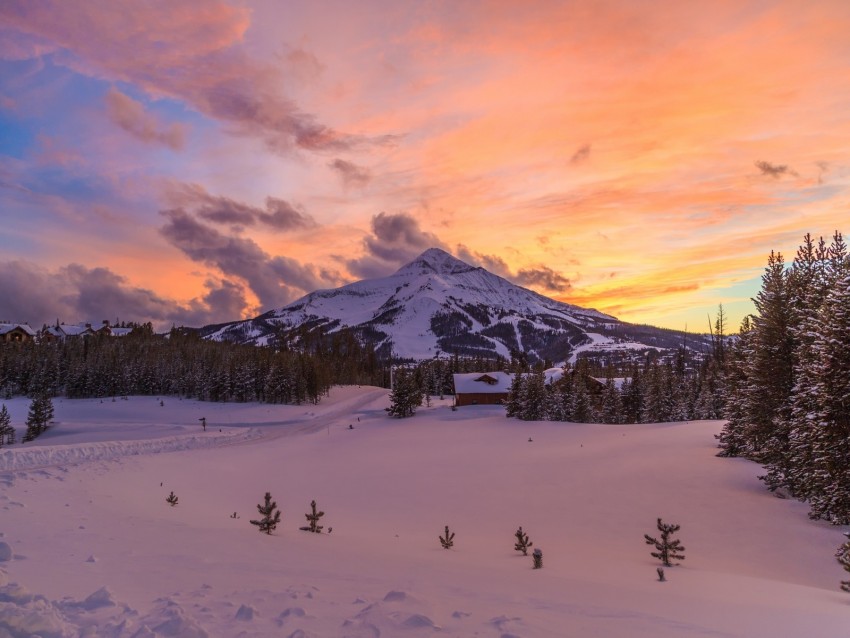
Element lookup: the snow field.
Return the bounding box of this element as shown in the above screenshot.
[1,388,848,637]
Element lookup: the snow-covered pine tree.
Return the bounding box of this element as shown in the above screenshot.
[299,499,325,533]
[250,491,282,534]
[600,370,622,424]
[800,271,850,523]
[439,525,455,549]
[520,370,546,421]
[23,394,53,442]
[514,526,533,555]
[570,368,594,423]
[620,367,643,424]
[504,370,525,418]
[532,547,543,569]
[388,368,422,418]
[837,538,850,592]
[0,404,10,448]
[781,235,830,499]
[742,251,795,464]
[644,518,685,567]
[716,316,752,456]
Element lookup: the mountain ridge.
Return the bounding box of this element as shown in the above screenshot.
[201,248,709,363]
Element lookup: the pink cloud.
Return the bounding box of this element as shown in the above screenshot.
[105,88,186,150]
[0,1,390,153]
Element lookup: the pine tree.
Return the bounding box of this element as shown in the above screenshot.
[250,491,282,534]
[166,491,178,507]
[505,371,526,418]
[514,526,533,556]
[439,525,455,549]
[644,518,685,567]
[0,404,10,448]
[532,547,543,569]
[521,370,546,421]
[23,394,53,442]
[388,368,422,418]
[600,371,622,424]
[799,273,850,523]
[717,316,752,456]
[837,538,850,593]
[299,499,325,533]
[743,252,795,464]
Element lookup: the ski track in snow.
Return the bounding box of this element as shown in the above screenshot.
[0,428,263,473]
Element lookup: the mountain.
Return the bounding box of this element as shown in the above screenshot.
[201,248,710,362]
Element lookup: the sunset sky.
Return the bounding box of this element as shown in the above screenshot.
[2,0,849,333]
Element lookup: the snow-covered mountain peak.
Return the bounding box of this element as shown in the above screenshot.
[394,247,477,278]
[202,248,709,362]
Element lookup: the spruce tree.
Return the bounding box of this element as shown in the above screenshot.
[743,251,795,464]
[837,538,850,593]
[521,370,547,421]
[0,404,10,448]
[250,491,282,534]
[800,273,850,523]
[600,372,622,424]
[644,518,685,567]
[299,499,325,533]
[388,368,422,418]
[439,525,455,549]
[505,371,526,418]
[24,394,53,441]
[514,526,533,556]
[532,547,543,569]
[166,491,178,507]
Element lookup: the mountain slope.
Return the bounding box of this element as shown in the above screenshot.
[202,248,709,362]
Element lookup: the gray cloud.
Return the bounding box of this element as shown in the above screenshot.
[455,245,572,294]
[159,209,342,309]
[515,266,572,293]
[0,259,248,329]
[167,183,315,232]
[570,143,591,164]
[755,160,798,179]
[329,158,372,188]
[105,87,186,150]
[347,212,448,278]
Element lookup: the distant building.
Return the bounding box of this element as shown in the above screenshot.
[0,323,37,343]
[40,320,133,341]
[453,372,514,407]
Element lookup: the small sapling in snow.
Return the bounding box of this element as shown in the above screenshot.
[439,525,455,549]
[532,547,543,569]
[644,518,685,567]
[299,500,325,533]
[166,491,178,507]
[514,526,533,556]
[250,491,282,535]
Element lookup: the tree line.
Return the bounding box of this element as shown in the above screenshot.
[717,231,850,524]
[504,347,726,425]
[0,325,388,404]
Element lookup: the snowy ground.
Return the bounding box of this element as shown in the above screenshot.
[1,388,847,637]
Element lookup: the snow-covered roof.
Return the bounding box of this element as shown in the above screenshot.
[453,372,514,394]
[60,324,95,336]
[0,323,36,336]
[110,327,134,337]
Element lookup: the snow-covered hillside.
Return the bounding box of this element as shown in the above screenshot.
[1,391,847,637]
[203,248,707,362]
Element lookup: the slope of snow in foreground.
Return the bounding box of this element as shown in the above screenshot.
[0,390,847,637]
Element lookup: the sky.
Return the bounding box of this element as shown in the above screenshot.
[1,0,849,333]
